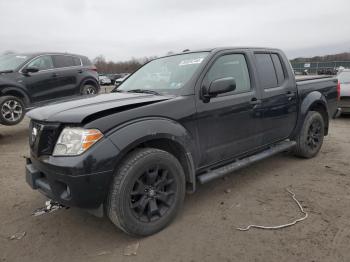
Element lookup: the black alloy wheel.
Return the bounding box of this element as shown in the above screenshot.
[130,164,176,223]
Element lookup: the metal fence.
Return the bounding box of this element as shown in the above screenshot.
[291,61,350,74]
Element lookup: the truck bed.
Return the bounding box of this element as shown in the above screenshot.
[295,75,334,82]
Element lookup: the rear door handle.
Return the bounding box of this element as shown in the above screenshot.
[250,97,262,105]
[52,72,58,77]
[77,69,83,73]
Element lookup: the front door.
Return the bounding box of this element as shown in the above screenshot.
[21,55,59,103]
[195,52,263,168]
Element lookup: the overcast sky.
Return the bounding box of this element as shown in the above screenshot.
[1,0,349,61]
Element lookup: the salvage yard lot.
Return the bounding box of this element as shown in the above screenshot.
[1,117,350,262]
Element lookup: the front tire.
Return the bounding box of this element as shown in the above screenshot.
[0,96,25,126]
[81,84,98,95]
[106,148,186,236]
[294,111,325,158]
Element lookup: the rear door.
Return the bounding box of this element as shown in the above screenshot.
[51,55,81,97]
[195,51,264,167]
[254,52,298,145]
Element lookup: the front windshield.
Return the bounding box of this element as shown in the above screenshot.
[117,52,209,93]
[0,54,28,71]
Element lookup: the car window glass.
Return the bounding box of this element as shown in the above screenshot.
[271,53,285,85]
[52,55,76,68]
[206,54,251,96]
[255,53,278,89]
[27,56,54,71]
[338,72,350,83]
[73,57,81,66]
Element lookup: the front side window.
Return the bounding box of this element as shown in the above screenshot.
[27,55,54,71]
[117,52,209,94]
[206,54,251,95]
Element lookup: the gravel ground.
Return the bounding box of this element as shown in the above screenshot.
[0,116,349,262]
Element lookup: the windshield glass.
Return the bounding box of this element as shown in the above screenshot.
[338,71,350,83]
[117,52,209,94]
[0,54,29,71]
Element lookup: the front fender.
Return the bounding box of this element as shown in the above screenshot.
[106,117,197,190]
[0,86,31,107]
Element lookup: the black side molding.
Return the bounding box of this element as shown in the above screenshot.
[197,141,296,184]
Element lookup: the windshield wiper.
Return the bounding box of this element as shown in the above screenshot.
[127,89,160,95]
[0,70,13,74]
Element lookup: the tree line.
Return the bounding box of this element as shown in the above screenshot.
[291,52,350,63]
[93,55,158,74]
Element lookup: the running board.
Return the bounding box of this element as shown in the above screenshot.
[197,141,296,184]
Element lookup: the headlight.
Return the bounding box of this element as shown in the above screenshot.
[53,127,103,156]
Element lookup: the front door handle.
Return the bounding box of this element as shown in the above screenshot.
[52,72,58,77]
[250,97,262,105]
[286,91,296,97]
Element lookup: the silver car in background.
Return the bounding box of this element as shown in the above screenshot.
[338,69,350,114]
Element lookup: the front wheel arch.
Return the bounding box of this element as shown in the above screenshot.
[79,79,100,94]
[105,118,197,192]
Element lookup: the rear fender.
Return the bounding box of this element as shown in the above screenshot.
[292,91,329,138]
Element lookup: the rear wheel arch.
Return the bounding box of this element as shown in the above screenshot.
[299,92,329,136]
[308,101,329,135]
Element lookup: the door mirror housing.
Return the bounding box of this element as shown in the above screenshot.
[22,66,39,74]
[203,77,236,101]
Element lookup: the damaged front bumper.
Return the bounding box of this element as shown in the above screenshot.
[25,137,120,210]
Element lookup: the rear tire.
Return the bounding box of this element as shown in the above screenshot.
[106,148,186,236]
[0,96,25,126]
[294,111,325,158]
[81,84,98,95]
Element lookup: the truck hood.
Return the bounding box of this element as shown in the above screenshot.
[26,92,171,123]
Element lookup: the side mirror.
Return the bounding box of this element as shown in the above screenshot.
[22,67,39,74]
[203,77,236,101]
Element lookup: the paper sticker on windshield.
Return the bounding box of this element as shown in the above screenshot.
[179,58,204,66]
[15,56,27,59]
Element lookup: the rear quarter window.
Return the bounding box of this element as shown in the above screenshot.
[81,56,92,66]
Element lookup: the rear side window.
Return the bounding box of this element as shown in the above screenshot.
[52,55,78,68]
[206,54,251,95]
[73,56,82,66]
[255,53,278,89]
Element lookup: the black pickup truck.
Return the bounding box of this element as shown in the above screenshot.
[25,47,339,236]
